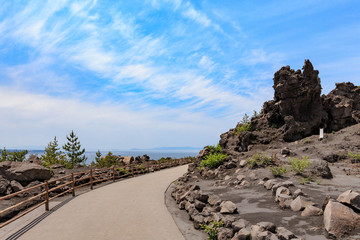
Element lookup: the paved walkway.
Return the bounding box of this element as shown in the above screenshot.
[16,165,188,240]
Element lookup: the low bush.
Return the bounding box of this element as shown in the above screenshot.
[348,152,360,163]
[269,166,288,177]
[247,153,272,168]
[289,156,311,175]
[235,123,252,135]
[117,167,130,175]
[200,220,224,240]
[200,152,227,169]
[207,144,222,153]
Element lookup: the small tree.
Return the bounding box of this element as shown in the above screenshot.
[62,131,87,167]
[40,137,67,167]
[0,147,28,162]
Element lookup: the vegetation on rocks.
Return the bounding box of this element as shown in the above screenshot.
[289,156,311,175]
[348,152,360,163]
[235,113,252,135]
[247,153,272,168]
[200,144,227,169]
[269,165,288,177]
[200,220,224,240]
[93,151,118,168]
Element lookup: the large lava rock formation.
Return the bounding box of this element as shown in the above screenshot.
[219,60,360,156]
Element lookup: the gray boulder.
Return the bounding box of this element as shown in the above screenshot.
[324,200,360,238]
[0,175,10,195]
[220,201,238,214]
[337,189,360,211]
[290,196,314,211]
[0,161,51,184]
[301,205,323,217]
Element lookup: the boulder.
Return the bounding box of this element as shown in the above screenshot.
[310,159,332,179]
[0,175,10,195]
[231,227,251,240]
[290,196,314,211]
[10,180,23,193]
[220,201,237,214]
[217,227,234,240]
[337,190,360,211]
[250,225,278,240]
[278,194,292,209]
[301,205,323,217]
[27,154,42,165]
[194,199,206,211]
[193,214,204,229]
[0,161,51,184]
[275,187,291,201]
[208,194,222,206]
[257,222,276,233]
[324,200,360,237]
[239,160,247,168]
[232,219,250,232]
[264,179,277,190]
[276,227,296,240]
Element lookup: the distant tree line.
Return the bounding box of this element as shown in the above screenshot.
[0,130,87,169]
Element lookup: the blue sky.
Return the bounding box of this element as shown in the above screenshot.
[0,0,359,150]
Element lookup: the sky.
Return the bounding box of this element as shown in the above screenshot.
[0,0,359,151]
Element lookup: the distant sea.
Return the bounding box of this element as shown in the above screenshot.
[26,149,200,165]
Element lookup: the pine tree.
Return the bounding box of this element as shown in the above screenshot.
[40,137,66,166]
[62,131,87,167]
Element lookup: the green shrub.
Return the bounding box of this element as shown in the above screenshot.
[289,156,311,174]
[200,152,227,169]
[200,220,224,240]
[299,177,312,185]
[302,138,311,144]
[247,153,272,168]
[235,123,252,135]
[117,167,130,175]
[348,152,360,163]
[207,144,222,153]
[269,166,288,177]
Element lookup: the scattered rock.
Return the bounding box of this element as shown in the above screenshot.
[10,180,23,193]
[301,205,323,217]
[310,159,332,179]
[232,219,250,232]
[217,227,234,240]
[276,227,296,240]
[0,175,10,195]
[257,222,276,233]
[337,189,360,211]
[264,179,277,190]
[281,148,290,156]
[193,214,204,229]
[324,200,360,237]
[231,227,251,240]
[208,194,221,206]
[239,160,247,168]
[290,196,314,211]
[220,201,238,214]
[194,199,206,211]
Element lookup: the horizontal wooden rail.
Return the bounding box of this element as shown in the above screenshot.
[0,158,194,228]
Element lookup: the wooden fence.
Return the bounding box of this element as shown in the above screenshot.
[0,158,193,228]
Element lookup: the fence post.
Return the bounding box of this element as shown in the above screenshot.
[44,181,49,211]
[131,163,134,176]
[71,173,75,196]
[112,166,116,182]
[90,168,93,190]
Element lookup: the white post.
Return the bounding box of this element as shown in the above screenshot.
[319,128,324,140]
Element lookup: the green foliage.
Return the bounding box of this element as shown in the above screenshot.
[200,152,227,169]
[289,156,311,174]
[200,220,224,240]
[117,167,130,175]
[62,130,87,168]
[247,153,272,169]
[40,136,68,168]
[302,138,312,144]
[241,113,250,124]
[252,110,260,119]
[299,177,312,185]
[235,123,252,135]
[94,152,118,168]
[207,144,222,153]
[0,148,28,162]
[269,166,288,177]
[348,152,360,163]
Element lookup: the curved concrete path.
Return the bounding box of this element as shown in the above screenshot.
[19,165,188,240]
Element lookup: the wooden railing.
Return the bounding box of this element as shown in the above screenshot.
[0,158,193,228]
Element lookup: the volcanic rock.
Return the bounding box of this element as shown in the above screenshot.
[220,201,237,214]
[324,200,360,237]
[337,190,360,211]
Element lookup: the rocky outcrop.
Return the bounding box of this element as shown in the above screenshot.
[323,82,360,131]
[0,161,51,186]
[217,60,360,157]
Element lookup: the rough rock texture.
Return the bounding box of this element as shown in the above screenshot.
[323,82,360,131]
[217,60,360,156]
[0,161,51,185]
[220,201,238,214]
[301,205,323,217]
[0,175,10,195]
[337,190,360,211]
[324,200,360,238]
[290,196,314,212]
